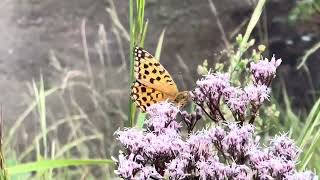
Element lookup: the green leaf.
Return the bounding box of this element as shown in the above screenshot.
[7,159,113,176]
[135,112,146,128]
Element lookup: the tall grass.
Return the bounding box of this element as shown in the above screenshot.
[0,0,319,179]
[0,107,7,180]
[129,0,148,127]
[279,87,320,171]
[4,76,114,179]
[289,0,320,22]
[297,42,320,69]
[227,3,265,84]
[1,1,130,177]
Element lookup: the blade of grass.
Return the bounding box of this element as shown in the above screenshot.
[55,134,102,158]
[300,151,314,171]
[297,41,320,69]
[297,97,320,146]
[300,130,320,170]
[299,111,320,151]
[18,115,85,161]
[135,112,146,129]
[106,0,129,41]
[282,86,300,130]
[32,76,48,159]
[140,20,149,47]
[208,0,230,49]
[129,0,135,127]
[240,0,266,49]
[5,87,59,151]
[7,159,113,176]
[293,96,320,171]
[47,141,55,180]
[155,29,166,60]
[230,0,266,75]
[129,0,147,127]
[81,19,94,86]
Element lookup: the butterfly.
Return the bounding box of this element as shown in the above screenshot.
[130,46,189,112]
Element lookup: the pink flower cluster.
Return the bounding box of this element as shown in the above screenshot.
[192,56,280,123]
[114,56,317,179]
[250,55,282,86]
[248,134,302,179]
[114,102,316,180]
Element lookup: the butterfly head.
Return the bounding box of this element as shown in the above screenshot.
[174,91,190,108]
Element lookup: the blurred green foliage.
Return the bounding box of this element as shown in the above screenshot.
[289,0,320,22]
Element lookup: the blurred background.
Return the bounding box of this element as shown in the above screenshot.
[0,0,319,179]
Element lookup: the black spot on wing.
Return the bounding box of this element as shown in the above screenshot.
[136,100,141,105]
[141,105,146,112]
[152,69,157,73]
[156,93,163,98]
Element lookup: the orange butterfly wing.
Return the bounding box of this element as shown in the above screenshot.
[130,81,172,112]
[133,46,179,97]
[131,46,189,112]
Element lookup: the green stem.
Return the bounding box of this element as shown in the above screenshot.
[129,0,135,127]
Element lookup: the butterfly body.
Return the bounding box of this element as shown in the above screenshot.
[130,46,189,112]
